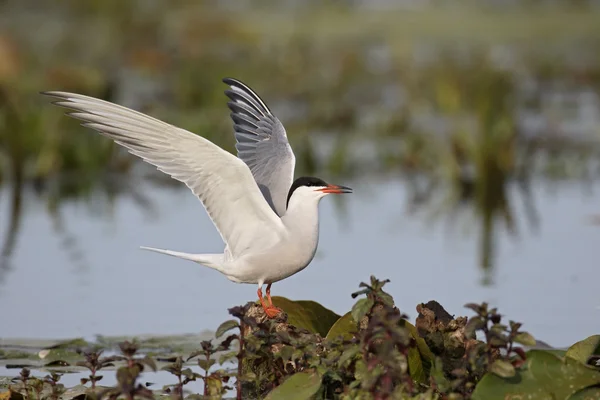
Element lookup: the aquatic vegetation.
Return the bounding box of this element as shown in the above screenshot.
[2,277,599,399]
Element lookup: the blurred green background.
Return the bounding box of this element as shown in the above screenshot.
[0,0,599,329]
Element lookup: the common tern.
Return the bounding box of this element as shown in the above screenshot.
[42,78,352,318]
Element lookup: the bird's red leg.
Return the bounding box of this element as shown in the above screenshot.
[266,283,274,306]
[257,285,281,318]
[257,287,270,311]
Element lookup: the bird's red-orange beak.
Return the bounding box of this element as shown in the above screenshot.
[317,184,353,194]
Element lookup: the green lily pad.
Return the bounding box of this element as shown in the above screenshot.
[265,372,322,400]
[96,332,214,355]
[472,350,600,400]
[0,350,36,362]
[271,297,340,337]
[568,386,600,399]
[37,348,81,365]
[566,335,600,366]
[326,312,357,341]
[472,363,548,399]
[45,339,90,350]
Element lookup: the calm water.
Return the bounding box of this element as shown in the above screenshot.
[0,177,599,348]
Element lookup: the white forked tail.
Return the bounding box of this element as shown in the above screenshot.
[140,246,224,271]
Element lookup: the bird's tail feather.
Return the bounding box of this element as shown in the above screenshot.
[140,246,224,271]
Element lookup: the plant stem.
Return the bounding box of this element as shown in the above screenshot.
[202,352,210,396]
[482,319,492,366]
[236,324,245,400]
[22,380,29,400]
[91,366,96,389]
[178,374,183,400]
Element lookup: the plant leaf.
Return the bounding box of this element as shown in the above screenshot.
[472,350,600,400]
[489,359,516,378]
[186,350,203,362]
[271,297,340,337]
[215,320,239,339]
[326,312,357,341]
[197,358,216,372]
[276,346,294,363]
[514,332,536,347]
[566,335,600,366]
[464,303,483,314]
[398,319,433,383]
[141,356,156,372]
[218,351,238,365]
[338,345,360,366]
[569,386,600,399]
[431,357,451,392]
[351,298,374,323]
[465,317,486,338]
[265,372,322,400]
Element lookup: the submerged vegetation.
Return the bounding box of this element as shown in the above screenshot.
[1,277,599,399]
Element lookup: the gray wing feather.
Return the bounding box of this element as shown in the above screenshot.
[223,78,296,217]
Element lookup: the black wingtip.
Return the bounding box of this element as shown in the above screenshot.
[222,77,240,86]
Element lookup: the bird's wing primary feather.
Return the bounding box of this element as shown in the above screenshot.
[42,91,283,257]
[223,78,295,217]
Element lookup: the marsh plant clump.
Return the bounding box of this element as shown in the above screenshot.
[5,276,600,399]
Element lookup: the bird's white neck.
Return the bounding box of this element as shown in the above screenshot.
[281,188,324,247]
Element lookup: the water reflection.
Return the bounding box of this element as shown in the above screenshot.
[0,1,599,286]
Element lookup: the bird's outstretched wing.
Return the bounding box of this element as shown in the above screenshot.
[42,91,283,257]
[223,78,296,217]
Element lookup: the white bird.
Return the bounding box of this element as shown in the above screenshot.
[42,78,352,318]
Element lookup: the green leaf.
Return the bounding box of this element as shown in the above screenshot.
[240,372,257,382]
[464,303,484,314]
[407,345,426,383]
[326,312,357,341]
[185,395,206,400]
[271,297,340,337]
[398,319,433,383]
[215,320,239,339]
[351,298,374,323]
[197,358,216,371]
[218,351,238,365]
[181,368,195,380]
[489,359,516,378]
[568,386,600,399]
[141,355,156,372]
[338,345,360,366]
[265,372,322,400]
[431,357,451,392]
[514,332,537,347]
[276,346,294,363]
[566,335,600,366]
[186,350,205,362]
[472,350,600,400]
[465,317,486,338]
[60,385,95,400]
[378,291,395,307]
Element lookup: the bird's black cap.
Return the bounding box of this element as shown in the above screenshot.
[286,177,329,208]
